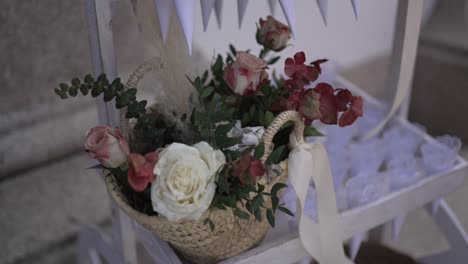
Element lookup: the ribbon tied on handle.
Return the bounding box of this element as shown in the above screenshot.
[261,111,352,263]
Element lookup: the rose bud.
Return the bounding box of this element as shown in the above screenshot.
[84,126,130,168]
[256,16,291,51]
[232,153,266,185]
[224,52,268,96]
[128,152,158,192]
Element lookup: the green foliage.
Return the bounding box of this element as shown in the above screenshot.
[304,126,323,137]
[54,74,181,152]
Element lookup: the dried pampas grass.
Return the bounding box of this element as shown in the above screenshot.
[130,0,210,142]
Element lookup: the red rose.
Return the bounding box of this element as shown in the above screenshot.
[84,126,130,168]
[127,152,158,192]
[232,154,265,185]
[224,52,268,96]
[257,16,292,51]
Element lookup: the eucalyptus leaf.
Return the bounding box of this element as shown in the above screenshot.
[69,87,78,97]
[59,83,69,92]
[79,84,89,95]
[84,74,94,84]
[71,77,81,86]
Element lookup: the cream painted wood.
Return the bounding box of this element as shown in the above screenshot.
[418,200,468,263]
[77,225,123,264]
[82,0,138,263]
[91,0,120,127]
[367,0,423,138]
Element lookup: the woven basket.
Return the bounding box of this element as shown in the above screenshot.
[104,59,305,263]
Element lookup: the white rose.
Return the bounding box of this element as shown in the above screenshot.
[151,142,226,221]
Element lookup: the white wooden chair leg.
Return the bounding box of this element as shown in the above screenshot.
[112,204,139,264]
[77,225,123,264]
[85,0,138,262]
[419,199,468,264]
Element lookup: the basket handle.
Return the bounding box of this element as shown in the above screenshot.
[260,111,305,164]
[120,57,163,142]
[121,59,306,163]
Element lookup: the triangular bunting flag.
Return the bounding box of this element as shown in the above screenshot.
[153,0,173,43]
[279,0,296,37]
[214,0,223,29]
[237,0,249,29]
[268,0,277,15]
[350,232,366,260]
[174,0,195,55]
[392,214,407,240]
[200,0,215,31]
[316,0,328,26]
[351,0,359,20]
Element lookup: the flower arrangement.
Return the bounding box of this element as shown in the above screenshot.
[54,16,362,231]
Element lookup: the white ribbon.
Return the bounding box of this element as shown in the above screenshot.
[288,141,353,264]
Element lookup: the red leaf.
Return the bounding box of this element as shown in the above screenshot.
[298,89,321,121]
[127,152,158,192]
[294,51,306,64]
[318,92,339,124]
[338,96,363,127]
[310,59,328,74]
[284,58,296,78]
[286,91,304,110]
[284,52,320,83]
[284,79,306,92]
[336,89,352,112]
[305,66,319,82]
[314,83,334,95]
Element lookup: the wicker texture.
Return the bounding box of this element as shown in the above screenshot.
[105,59,305,263]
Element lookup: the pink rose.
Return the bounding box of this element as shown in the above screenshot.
[257,16,291,51]
[128,152,158,192]
[224,52,268,96]
[84,126,130,168]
